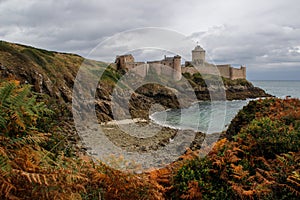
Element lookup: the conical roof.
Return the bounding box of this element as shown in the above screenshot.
[193,45,205,51]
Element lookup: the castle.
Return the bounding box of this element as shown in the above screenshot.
[115,54,182,80]
[115,45,246,80]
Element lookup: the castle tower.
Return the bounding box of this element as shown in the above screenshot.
[192,44,205,65]
[173,55,182,81]
[241,65,246,79]
[115,54,135,71]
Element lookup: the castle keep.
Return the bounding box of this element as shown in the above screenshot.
[115,45,246,80]
[182,45,246,80]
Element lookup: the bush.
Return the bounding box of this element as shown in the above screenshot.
[173,157,233,199]
[173,98,300,199]
[0,80,165,200]
[226,99,274,140]
[0,80,89,199]
[238,117,300,158]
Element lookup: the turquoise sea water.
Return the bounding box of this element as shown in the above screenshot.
[252,80,300,98]
[150,80,300,133]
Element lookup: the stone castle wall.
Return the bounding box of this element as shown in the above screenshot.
[116,55,182,81]
[182,63,246,80]
[182,63,225,77]
[159,64,172,77]
[230,66,246,80]
[216,64,231,79]
[115,45,246,81]
[130,63,148,77]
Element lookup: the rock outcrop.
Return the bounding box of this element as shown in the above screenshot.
[0,40,271,123]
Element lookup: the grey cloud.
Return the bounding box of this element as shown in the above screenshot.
[0,0,175,55]
[86,28,195,63]
[189,24,300,75]
[0,0,300,79]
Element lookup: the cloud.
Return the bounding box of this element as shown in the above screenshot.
[0,0,177,55]
[189,23,300,79]
[0,0,299,79]
[86,28,196,62]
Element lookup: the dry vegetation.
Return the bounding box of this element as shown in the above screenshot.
[0,80,167,199]
[0,40,299,199]
[0,79,299,199]
[172,98,300,199]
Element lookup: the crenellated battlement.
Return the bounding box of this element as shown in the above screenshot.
[115,45,246,80]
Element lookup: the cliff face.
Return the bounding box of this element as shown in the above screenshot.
[0,41,179,121]
[0,41,271,122]
[0,41,83,103]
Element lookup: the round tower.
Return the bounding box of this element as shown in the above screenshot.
[192,45,205,64]
[173,55,181,81]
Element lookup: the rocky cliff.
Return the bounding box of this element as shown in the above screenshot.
[0,40,271,122]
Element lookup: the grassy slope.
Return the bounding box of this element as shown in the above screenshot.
[0,40,109,104]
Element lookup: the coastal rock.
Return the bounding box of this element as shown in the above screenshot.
[0,41,273,157]
[0,41,272,125]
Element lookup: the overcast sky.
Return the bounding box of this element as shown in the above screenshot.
[1,0,300,80]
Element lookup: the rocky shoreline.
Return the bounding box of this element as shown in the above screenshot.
[73,118,223,170]
[0,41,272,158]
[76,117,221,155]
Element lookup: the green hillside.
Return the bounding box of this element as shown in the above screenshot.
[0,40,108,103]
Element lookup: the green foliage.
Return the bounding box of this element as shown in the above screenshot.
[183,71,252,90]
[21,48,48,69]
[0,81,53,137]
[192,73,206,87]
[182,72,192,79]
[100,65,122,83]
[0,41,30,62]
[226,99,273,140]
[173,157,233,199]
[222,77,252,87]
[173,98,300,199]
[16,41,56,57]
[238,117,300,158]
[0,80,165,199]
[0,81,92,199]
[182,72,207,87]
[1,40,300,199]
[0,41,18,54]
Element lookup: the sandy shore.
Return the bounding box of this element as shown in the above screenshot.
[100,118,148,125]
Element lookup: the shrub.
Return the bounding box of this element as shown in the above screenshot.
[0,80,89,199]
[238,117,300,158]
[173,98,300,199]
[226,99,273,140]
[173,156,233,199]
[0,80,165,199]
